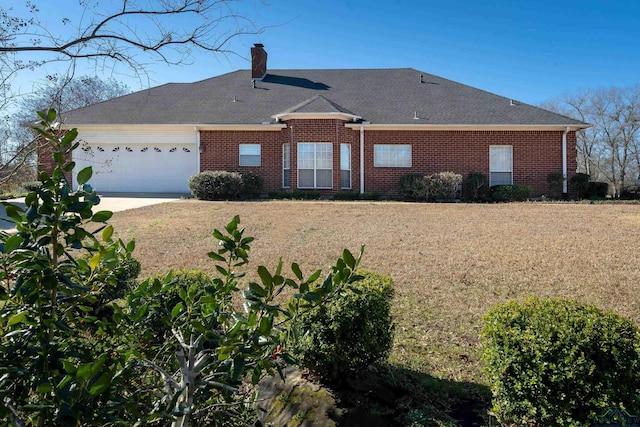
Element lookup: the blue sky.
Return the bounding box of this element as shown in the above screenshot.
[10,0,640,106]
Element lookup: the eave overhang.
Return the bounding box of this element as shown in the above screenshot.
[344,123,591,131]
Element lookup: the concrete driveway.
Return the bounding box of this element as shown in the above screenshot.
[0,193,183,232]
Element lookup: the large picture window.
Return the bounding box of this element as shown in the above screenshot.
[374,144,411,167]
[239,144,260,166]
[298,143,333,189]
[489,145,513,186]
[340,143,351,189]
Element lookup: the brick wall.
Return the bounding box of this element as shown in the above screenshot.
[141,123,576,197]
[36,137,73,185]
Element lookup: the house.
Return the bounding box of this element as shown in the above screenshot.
[39,44,589,197]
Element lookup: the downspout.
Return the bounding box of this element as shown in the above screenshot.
[359,125,365,193]
[562,126,569,195]
[195,126,201,173]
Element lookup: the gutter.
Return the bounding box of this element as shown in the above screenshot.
[562,126,569,195]
[360,125,365,194]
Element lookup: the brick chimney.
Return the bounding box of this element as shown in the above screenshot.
[251,43,267,80]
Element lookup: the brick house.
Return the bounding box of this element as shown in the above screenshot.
[44,44,588,196]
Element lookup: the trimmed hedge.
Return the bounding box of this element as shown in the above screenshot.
[569,173,590,199]
[188,171,243,200]
[462,172,489,201]
[241,171,264,197]
[399,172,462,201]
[490,184,532,202]
[587,181,609,199]
[290,270,395,381]
[482,297,640,427]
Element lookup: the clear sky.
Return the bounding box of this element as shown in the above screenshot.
[9,0,640,107]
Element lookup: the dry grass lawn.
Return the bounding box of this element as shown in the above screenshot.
[108,200,640,389]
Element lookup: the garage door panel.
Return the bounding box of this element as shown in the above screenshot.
[74,143,196,193]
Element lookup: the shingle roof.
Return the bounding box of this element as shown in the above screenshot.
[62,68,586,127]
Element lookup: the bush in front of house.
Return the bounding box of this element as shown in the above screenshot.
[241,171,264,198]
[462,172,489,201]
[546,171,565,199]
[399,173,427,200]
[587,181,609,199]
[290,270,395,381]
[482,297,640,427]
[188,170,243,200]
[333,191,381,201]
[490,184,532,202]
[569,172,590,199]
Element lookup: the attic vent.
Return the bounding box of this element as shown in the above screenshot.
[413,111,420,120]
[510,99,516,106]
[420,74,424,84]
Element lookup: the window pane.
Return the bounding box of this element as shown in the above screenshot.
[340,144,350,170]
[341,170,351,189]
[490,146,512,171]
[283,169,290,188]
[298,169,314,188]
[298,143,315,169]
[316,170,332,188]
[490,172,513,186]
[316,143,333,169]
[239,144,260,166]
[283,143,290,169]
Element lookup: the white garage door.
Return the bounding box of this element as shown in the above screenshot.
[73,143,197,193]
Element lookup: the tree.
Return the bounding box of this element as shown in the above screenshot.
[542,86,640,197]
[0,0,267,186]
[0,75,130,186]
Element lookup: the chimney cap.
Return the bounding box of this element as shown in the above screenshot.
[254,43,264,48]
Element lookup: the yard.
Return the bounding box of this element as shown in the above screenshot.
[108,200,640,424]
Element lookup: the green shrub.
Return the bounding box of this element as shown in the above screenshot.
[546,171,565,199]
[569,173,590,199]
[290,270,395,381]
[482,297,640,427]
[188,170,243,200]
[490,184,532,202]
[241,171,264,197]
[462,172,489,201]
[399,173,427,200]
[587,181,609,199]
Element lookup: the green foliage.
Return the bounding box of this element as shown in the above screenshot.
[482,297,640,427]
[290,270,395,381]
[587,181,609,199]
[241,171,264,198]
[22,180,43,192]
[188,170,244,200]
[0,109,138,426]
[490,184,532,202]
[569,173,590,199]
[123,216,365,425]
[462,172,489,201]
[546,171,565,199]
[399,173,427,200]
[399,172,462,201]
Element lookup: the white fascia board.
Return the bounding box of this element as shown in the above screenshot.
[63,123,286,132]
[344,124,590,131]
[272,112,362,122]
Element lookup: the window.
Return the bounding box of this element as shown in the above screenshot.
[283,143,290,188]
[489,145,513,186]
[239,144,260,166]
[340,144,351,189]
[374,144,411,167]
[298,143,333,188]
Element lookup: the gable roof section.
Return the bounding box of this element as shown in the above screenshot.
[272,94,361,121]
[62,68,587,129]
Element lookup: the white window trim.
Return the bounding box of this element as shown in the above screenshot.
[239,144,261,167]
[489,145,513,186]
[297,142,333,189]
[340,143,351,189]
[373,144,412,168]
[282,143,290,188]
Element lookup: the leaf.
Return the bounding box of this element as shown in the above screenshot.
[232,355,245,381]
[3,235,24,253]
[3,204,23,222]
[343,248,356,269]
[257,266,273,286]
[7,311,27,327]
[76,167,93,186]
[76,363,92,382]
[60,128,78,146]
[36,383,52,394]
[89,253,101,270]
[126,239,136,252]
[63,161,76,172]
[249,281,267,298]
[88,372,112,396]
[102,225,114,242]
[291,263,303,280]
[171,302,184,319]
[207,251,225,262]
[91,210,113,223]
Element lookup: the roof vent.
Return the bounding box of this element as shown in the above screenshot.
[413,111,420,120]
[510,99,516,106]
[420,74,424,84]
[233,95,237,102]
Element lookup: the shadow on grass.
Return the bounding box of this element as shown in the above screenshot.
[330,364,492,427]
